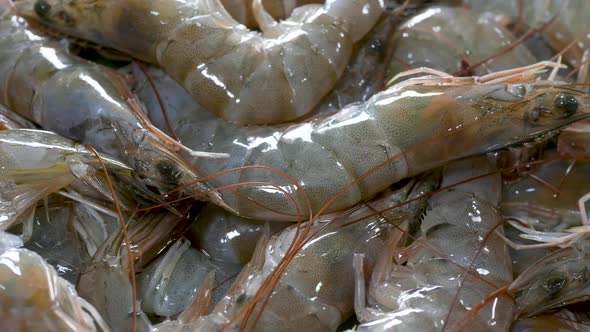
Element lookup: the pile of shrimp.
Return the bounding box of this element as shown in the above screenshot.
[3,0,590,330]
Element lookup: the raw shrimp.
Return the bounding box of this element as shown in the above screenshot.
[387,6,536,80]
[0,129,130,232]
[0,2,227,207]
[0,243,108,332]
[462,0,590,68]
[353,157,513,331]
[154,173,438,331]
[221,0,321,28]
[13,0,384,124]
[135,63,590,221]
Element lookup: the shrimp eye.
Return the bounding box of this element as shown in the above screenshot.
[34,0,51,17]
[554,93,578,117]
[157,159,181,184]
[543,274,567,296]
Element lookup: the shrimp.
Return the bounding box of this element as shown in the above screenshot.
[13,0,384,125]
[135,63,590,221]
[154,173,438,331]
[0,1,228,208]
[387,6,537,81]
[0,242,108,332]
[353,157,513,331]
[221,0,321,28]
[0,129,130,232]
[462,0,590,68]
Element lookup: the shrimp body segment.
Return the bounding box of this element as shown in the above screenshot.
[137,68,590,220]
[14,0,384,124]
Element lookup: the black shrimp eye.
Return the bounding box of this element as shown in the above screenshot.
[34,0,51,17]
[554,93,578,117]
[543,274,567,296]
[157,159,181,183]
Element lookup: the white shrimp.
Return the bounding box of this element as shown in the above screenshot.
[0,1,229,209]
[13,0,384,124]
[134,64,590,221]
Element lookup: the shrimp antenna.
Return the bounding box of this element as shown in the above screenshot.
[86,145,137,332]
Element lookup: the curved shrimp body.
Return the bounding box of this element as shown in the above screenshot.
[221,0,321,28]
[14,0,383,125]
[0,129,129,232]
[136,67,590,221]
[0,245,107,332]
[0,4,224,205]
[354,157,513,331]
[463,0,590,67]
[388,6,536,79]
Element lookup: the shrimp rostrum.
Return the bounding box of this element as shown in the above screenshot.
[13,0,384,124]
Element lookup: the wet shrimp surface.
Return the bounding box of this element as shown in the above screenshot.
[3,0,590,331]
